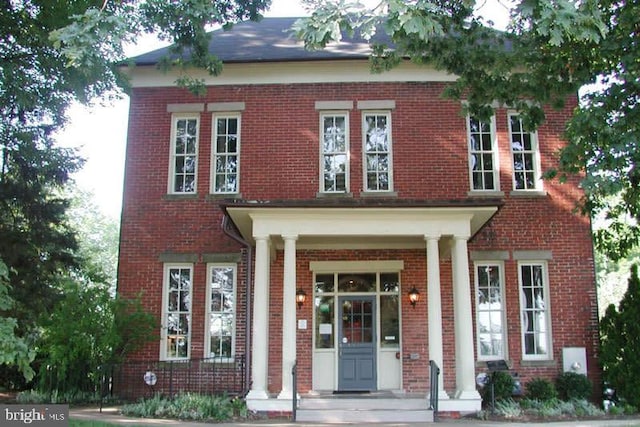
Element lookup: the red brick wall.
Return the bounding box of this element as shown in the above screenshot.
[118,81,598,394]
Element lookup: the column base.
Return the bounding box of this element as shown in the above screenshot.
[277,389,298,400]
[428,389,450,400]
[454,389,482,400]
[245,389,269,400]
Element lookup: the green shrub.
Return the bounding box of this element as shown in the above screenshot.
[121,393,245,422]
[494,398,522,418]
[480,371,515,404]
[525,378,558,401]
[572,399,604,417]
[16,389,101,404]
[556,372,592,401]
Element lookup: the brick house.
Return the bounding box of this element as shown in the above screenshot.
[118,17,599,418]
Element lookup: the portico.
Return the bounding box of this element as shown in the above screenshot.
[225,201,499,414]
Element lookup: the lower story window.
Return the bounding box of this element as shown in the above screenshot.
[162,264,192,360]
[475,262,506,360]
[207,264,236,359]
[519,262,552,359]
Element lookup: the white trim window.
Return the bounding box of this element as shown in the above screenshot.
[320,112,349,193]
[206,264,237,360]
[509,113,541,191]
[363,112,392,192]
[475,262,507,360]
[468,116,499,191]
[161,264,192,360]
[169,115,199,194]
[212,114,240,194]
[519,262,552,360]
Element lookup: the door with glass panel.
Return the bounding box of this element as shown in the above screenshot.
[338,295,377,391]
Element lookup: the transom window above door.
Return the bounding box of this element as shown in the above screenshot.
[313,272,400,350]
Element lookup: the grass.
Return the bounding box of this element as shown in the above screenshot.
[69,421,138,427]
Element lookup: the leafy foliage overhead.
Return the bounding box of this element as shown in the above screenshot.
[294,0,638,260]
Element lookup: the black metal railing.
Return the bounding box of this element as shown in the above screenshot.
[99,355,246,403]
[292,359,298,422]
[428,359,440,421]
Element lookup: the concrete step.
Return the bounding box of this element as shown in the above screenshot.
[296,408,434,423]
[296,396,434,423]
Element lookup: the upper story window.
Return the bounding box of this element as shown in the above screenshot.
[475,262,507,360]
[468,116,498,191]
[509,113,541,191]
[169,115,199,194]
[519,262,552,360]
[212,114,240,194]
[363,112,392,192]
[161,264,192,360]
[206,264,236,360]
[320,112,349,193]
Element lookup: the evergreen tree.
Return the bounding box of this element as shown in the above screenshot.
[0,0,269,385]
[600,264,640,408]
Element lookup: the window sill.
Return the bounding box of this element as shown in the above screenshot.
[509,190,547,198]
[476,359,512,369]
[206,193,243,200]
[520,359,556,367]
[316,192,354,198]
[360,191,398,198]
[163,193,198,201]
[467,190,505,198]
[203,358,236,365]
[158,358,190,364]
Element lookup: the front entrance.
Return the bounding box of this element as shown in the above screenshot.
[338,295,377,391]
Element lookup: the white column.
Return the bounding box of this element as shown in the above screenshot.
[278,234,298,400]
[451,235,481,400]
[247,235,270,400]
[425,234,449,399]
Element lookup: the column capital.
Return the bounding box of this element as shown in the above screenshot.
[281,233,299,241]
[254,234,269,241]
[424,233,441,242]
[453,234,470,241]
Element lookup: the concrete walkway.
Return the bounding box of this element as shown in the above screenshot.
[70,406,640,427]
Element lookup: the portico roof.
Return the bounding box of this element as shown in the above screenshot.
[222,198,502,249]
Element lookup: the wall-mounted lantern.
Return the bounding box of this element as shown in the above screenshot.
[296,288,307,309]
[408,287,420,308]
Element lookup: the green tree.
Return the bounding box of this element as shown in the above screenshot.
[0,258,35,384]
[292,0,637,260]
[600,264,640,408]
[596,244,640,318]
[66,187,120,291]
[36,189,155,395]
[0,0,269,385]
[37,280,156,394]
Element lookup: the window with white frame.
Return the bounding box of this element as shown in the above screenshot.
[162,265,192,360]
[519,262,552,359]
[468,116,498,191]
[206,265,236,359]
[212,114,240,194]
[363,112,392,192]
[169,115,199,194]
[509,113,541,191]
[320,113,349,193]
[475,262,507,360]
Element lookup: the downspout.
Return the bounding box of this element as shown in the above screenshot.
[222,213,253,394]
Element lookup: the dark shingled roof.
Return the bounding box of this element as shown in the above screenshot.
[132,17,392,66]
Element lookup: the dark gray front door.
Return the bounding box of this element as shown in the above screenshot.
[338,296,376,391]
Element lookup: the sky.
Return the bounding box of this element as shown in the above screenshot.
[57,0,509,219]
